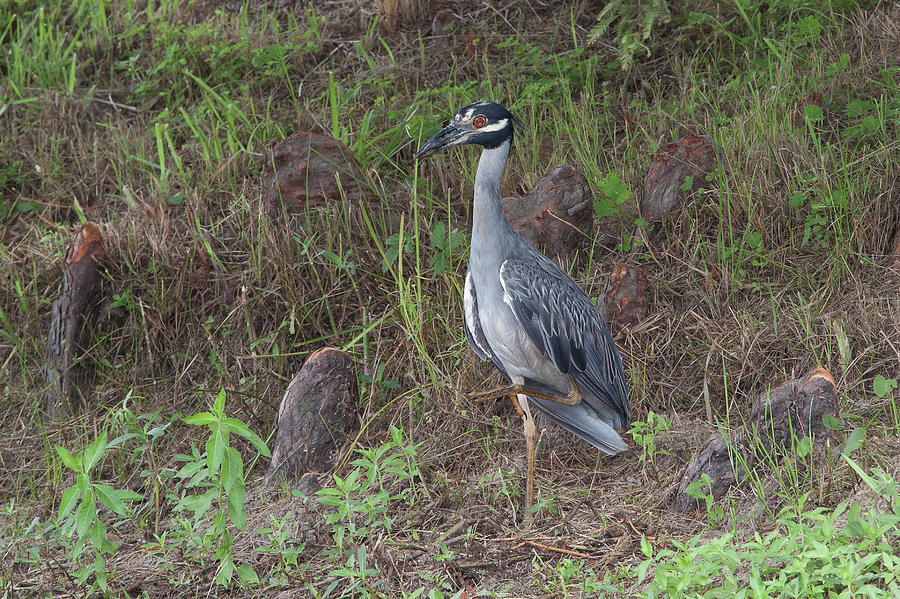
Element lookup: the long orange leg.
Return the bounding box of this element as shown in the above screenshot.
[476,376,561,514]
[518,393,537,512]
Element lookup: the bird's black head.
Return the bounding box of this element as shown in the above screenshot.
[415,101,522,159]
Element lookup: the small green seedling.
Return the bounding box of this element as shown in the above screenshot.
[56,431,143,591]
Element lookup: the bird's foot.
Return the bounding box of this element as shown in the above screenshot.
[467,376,582,407]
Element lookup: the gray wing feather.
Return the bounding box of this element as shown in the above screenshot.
[499,257,631,426]
[463,270,491,361]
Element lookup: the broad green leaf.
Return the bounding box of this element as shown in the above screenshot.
[75,494,95,537]
[843,455,882,498]
[822,413,844,431]
[185,467,211,489]
[320,249,342,268]
[794,15,821,43]
[177,489,215,521]
[842,427,866,457]
[118,489,143,502]
[873,375,898,398]
[749,566,763,595]
[207,428,226,474]
[183,411,216,426]
[797,435,812,458]
[343,468,359,490]
[745,230,763,250]
[222,416,252,435]
[227,487,247,530]
[595,172,631,217]
[803,104,824,123]
[222,448,246,529]
[90,517,106,547]
[223,447,244,490]
[321,579,341,597]
[213,387,226,415]
[215,554,234,586]
[55,445,80,472]
[846,99,874,118]
[83,431,108,473]
[235,564,259,587]
[147,423,171,438]
[94,484,128,516]
[430,220,446,246]
[225,417,270,457]
[640,535,652,558]
[390,425,403,445]
[100,537,119,554]
[58,485,82,522]
[94,553,108,591]
[175,458,205,479]
[75,564,93,585]
[635,557,651,583]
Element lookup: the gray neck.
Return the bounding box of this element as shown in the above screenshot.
[471,140,513,262]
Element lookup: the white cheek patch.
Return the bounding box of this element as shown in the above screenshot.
[478,118,508,133]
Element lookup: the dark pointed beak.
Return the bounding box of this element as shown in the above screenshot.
[415,122,470,159]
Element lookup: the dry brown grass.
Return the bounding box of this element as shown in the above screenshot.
[374,0,427,33]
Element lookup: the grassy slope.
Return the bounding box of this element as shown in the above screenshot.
[1,0,899,597]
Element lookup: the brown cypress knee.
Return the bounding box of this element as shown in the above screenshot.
[45,222,107,419]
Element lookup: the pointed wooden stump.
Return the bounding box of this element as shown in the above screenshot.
[602,263,649,335]
[262,133,370,217]
[45,223,107,420]
[640,135,722,224]
[502,165,594,261]
[263,348,359,487]
[673,369,839,513]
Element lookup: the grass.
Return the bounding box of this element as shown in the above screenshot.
[1,0,899,596]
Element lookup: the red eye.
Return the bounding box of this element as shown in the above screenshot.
[473,115,487,128]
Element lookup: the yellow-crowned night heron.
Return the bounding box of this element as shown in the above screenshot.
[415,101,632,508]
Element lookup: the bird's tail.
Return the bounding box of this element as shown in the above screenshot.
[528,395,628,455]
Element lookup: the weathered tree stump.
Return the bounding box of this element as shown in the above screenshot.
[672,435,748,514]
[45,222,107,420]
[673,369,839,513]
[262,133,370,216]
[263,348,359,487]
[501,165,594,261]
[640,135,722,224]
[749,368,837,450]
[374,0,418,33]
[602,262,649,335]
